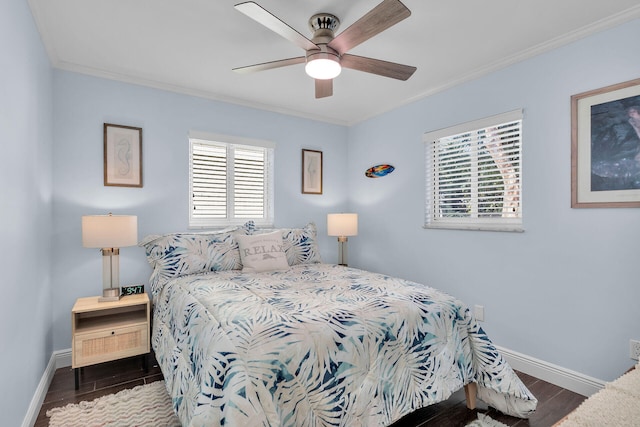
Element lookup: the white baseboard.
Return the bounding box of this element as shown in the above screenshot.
[21,349,72,427]
[55,348,72,368]
[496,345,605,397]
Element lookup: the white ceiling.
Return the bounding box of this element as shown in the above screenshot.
[29,0,640,125]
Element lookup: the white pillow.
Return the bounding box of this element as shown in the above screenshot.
[237,231,289,273]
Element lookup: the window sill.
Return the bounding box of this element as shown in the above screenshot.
[423,223,524,233]
[188,220,274,230]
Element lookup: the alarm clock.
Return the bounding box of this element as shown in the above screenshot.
[121,284,145,296]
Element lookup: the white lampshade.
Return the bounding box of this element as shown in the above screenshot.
[82,214,138,302]
[305,52,341,80]
[82,214,138,248]
[327,213,358,237]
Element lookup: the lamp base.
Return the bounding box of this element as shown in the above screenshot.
[99,287,121,302]
[337,237,349,267]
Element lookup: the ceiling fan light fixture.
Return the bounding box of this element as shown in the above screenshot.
[305,51,341,80]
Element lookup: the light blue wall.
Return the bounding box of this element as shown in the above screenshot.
[347,19,640,382]
[0,0,53,425]
[51,71,349,350]
[6,2,640,423]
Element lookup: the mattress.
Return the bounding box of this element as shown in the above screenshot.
[151,263,537,426]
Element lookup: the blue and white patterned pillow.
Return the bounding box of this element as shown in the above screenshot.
[253,222,322,266]
[140,222,255,295]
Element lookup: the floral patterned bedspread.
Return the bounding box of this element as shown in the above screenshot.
[152,264,537,426]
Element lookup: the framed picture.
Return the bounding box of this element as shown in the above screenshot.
[302,149,323,194]
[104,123,143,187]
[571,78,640,208]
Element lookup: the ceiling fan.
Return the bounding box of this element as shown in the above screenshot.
[233,0,417,99]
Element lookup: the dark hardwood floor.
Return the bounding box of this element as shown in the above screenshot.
[390,370,586,427]
[35,352,585,427]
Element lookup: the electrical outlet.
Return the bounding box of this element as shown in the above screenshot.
[630,339,640,361]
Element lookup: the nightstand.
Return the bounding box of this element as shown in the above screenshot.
[71,293,150,389]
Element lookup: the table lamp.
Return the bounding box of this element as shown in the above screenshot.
[82,213,138,302]
[327,213,358,266]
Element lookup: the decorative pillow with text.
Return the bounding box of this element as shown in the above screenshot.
[252,222,322,266]
[237,231,290,273]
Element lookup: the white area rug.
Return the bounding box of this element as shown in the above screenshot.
[556,364,640,427]
[46,380,180,427]
[465,413,509,427]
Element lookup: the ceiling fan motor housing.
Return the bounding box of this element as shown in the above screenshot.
[308,13,340,45]
[309,13,340,33]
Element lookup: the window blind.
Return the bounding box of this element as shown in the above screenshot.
[189,137,274,227]
[234,146,266,219]
[424,109,523,231]
[191,142,227,221]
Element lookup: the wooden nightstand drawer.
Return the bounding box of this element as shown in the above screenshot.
[74,323,149,367]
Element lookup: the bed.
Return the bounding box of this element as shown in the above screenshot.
[141,222,537,426]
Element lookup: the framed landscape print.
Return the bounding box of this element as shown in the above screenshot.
[104,123,143,187]
[302,149,322,194]
[571,78,640,208]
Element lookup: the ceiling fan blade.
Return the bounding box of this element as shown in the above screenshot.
[235,2,318,51]
[341,54,416,80]
[233,56,306,74]
[328,0,411,55]
[315,79,333,98]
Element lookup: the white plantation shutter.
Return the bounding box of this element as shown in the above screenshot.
[191,142,227,220]
[234,146,267,218]
[189,134,274,227]
[424,109,523,232]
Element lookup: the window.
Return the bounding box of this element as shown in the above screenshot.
[424,109,523,232]
[189,132,274,228]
